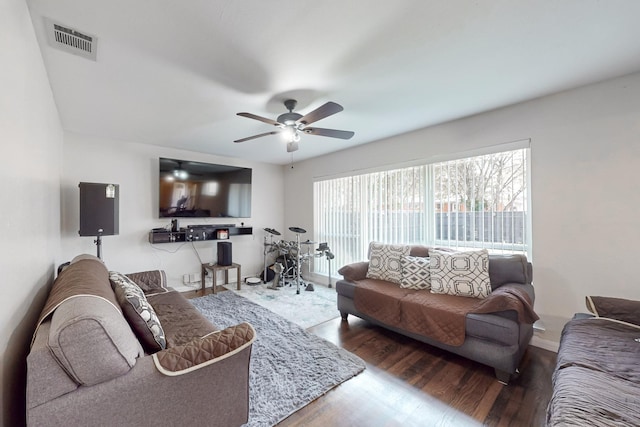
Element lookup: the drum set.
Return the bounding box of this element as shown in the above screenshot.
[262,227,335,294]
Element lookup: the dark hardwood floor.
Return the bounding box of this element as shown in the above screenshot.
[279,317,556,427]
[184,288,556,426]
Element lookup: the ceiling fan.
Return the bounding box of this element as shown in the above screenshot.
[234,99,355,152]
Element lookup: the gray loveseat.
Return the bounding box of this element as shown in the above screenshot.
[336,245,537,384]
[547,296,640,426]
[27,254,255,427]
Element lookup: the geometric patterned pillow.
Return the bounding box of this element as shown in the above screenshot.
[429,249,491,299]
[400,256,431,290]
[109,271,167,353]
[366,242,411,284]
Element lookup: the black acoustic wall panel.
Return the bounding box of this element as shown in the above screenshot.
[217,241,232,266]
[79,182,119,236]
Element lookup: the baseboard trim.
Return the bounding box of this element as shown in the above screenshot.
[530,335,559,353]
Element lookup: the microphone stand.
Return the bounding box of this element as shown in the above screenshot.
[94,229,104,260]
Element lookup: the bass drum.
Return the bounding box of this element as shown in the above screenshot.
[275,255,297,278]
[262,266,275,282]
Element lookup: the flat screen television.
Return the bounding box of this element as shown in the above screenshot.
[159,157,252,218]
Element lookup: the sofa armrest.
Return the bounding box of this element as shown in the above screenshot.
[586,296,640,326]
[126,270,169,294]
[28,324,255,427]
[152,322,255,376]
[338,261,370,282]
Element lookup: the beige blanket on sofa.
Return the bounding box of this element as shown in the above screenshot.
[354,280,538,346]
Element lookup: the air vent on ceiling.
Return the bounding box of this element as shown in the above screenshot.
[44,18,98,61]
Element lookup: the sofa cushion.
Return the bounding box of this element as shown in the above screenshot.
[352,278,414,325]
[430,249,491,299]
[366,242,411,284]
[110,271,167,353]
[147,290,218,347]
[400,255,431,290]
[48,296,139,386]
[126,270,169,295]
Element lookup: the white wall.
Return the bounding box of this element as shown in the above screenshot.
[0,1,63,425]
[61,132,285,289]
[285,71,640,348]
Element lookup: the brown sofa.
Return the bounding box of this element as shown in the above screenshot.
[337,245,537,384]
[27,254,255,427]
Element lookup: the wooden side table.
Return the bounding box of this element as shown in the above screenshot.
[201,262,241,294]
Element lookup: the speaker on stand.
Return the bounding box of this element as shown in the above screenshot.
[217,241,232,266]
[79,182,119,260]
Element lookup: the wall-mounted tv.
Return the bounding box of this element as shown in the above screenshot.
[159,157,252,218]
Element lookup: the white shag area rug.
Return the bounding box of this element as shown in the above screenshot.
[189,291,366,427]
[224,281,340,329]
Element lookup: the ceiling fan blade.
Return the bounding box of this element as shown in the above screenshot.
[234,130,281,143]
[297,102,343,125]
[303,127,355,140]
[237,112,282,127]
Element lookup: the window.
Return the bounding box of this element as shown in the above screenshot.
[313,147,530,276]
[313,166,427,273]
[433,149,528,253]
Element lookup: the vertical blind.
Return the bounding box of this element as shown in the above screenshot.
[313,166,427,275]
[313,148,529,276]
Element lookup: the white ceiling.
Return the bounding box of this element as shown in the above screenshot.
[26,0,640,165]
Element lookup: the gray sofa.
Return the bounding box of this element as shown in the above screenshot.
[336,245,537,384]
[27,254,255,427]
[547,296,640,426]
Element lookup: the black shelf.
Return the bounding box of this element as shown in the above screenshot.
[149,226,253,244]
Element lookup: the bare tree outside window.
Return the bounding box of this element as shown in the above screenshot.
[434,149,528,252]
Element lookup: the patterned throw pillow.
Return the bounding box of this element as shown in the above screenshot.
[366,242,411,284]
[110,271,167,352]
[400,256,431,290]
[429,249,491,299]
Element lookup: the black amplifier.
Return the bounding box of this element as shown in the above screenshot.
[149,231,185,243]
[185,226,215,241]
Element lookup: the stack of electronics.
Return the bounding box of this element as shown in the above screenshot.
[184,224,235,241]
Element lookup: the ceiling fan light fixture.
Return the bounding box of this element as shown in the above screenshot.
[287,141,299,152]
[283,126,300,143]
[173,169,188,180]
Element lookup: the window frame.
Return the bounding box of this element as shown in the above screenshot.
[312,140,531,276]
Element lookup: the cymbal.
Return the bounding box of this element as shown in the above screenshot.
[264,228,281,236]
[289,226,307,234]
[300,240,316,245]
